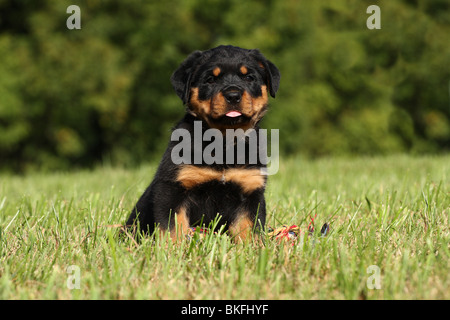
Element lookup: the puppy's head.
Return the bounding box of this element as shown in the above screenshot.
[171,45,280,130]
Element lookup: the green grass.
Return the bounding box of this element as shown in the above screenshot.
[0,154,448,299]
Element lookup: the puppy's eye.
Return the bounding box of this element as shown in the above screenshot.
[206,76,216,84]
[244,75,255,82]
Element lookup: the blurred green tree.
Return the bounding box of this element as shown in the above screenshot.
[0,0,448,172]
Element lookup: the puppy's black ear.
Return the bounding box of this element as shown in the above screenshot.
[250,50,281,98]
[263,59,281,98]
[170,50,203,104]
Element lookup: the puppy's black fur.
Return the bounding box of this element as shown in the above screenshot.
[126,45,280,241]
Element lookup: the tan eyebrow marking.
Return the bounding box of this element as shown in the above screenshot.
[213,67,221,77]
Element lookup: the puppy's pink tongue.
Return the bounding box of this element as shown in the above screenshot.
[225,111,242,118]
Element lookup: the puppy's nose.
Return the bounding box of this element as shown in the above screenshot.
[223,90,242,104]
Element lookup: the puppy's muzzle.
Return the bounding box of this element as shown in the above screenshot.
[222,86,243,104]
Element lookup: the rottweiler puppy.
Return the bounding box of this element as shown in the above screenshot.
[125,45,280,242]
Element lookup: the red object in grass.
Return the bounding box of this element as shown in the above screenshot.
[267,225,301,244]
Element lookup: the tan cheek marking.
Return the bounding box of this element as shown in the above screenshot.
[252,85,268,112]
[211,92,227,118]
[190,87,211,116]
[225,168,266,194]
[240,90,254,116]
[236,85,269,129]
[250,85,268,124]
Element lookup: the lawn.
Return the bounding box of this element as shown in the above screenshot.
[0,154,448,300]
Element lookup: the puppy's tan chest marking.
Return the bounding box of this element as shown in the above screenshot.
[176,165,265,194]
[225,168,266,194]
[176,166,222,189]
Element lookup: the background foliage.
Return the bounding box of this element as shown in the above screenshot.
[0,0,449,172]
